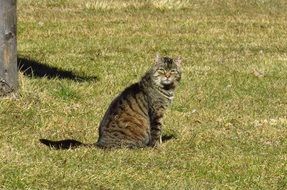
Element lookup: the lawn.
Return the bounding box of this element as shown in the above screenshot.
[1,0,287,189]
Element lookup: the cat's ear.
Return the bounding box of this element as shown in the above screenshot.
[155,53,161,64]
[174,57,182,67]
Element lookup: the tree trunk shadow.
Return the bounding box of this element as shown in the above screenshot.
[18,56,98,82]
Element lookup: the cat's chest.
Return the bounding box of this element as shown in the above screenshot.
[149,95,171,111]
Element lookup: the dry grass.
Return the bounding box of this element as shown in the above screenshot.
[0,0,286,189]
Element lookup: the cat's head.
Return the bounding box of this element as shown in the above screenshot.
[151,54,182,89]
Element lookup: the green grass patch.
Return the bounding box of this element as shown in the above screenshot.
[0,0,286,189]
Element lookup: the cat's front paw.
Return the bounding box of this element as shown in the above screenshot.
[148,139,161,148]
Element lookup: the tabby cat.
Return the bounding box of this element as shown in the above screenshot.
[40,54,182,149]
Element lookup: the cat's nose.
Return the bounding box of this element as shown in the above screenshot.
[165,72,171,78]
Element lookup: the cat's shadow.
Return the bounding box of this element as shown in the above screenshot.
[162,134,177,142]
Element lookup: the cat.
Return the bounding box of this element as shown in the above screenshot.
[40,54,182,149]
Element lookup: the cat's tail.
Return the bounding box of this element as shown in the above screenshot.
[39,139,95,150]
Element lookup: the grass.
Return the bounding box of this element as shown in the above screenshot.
[1,0,287,189]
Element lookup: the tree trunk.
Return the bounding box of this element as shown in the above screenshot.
[0,0,17,97]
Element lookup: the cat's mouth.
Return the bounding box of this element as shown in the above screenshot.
[161,79,172,85]
[161,78,173,85]
[160,79,175,90]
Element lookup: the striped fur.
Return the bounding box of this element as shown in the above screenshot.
[40,55,182,149]
[97,54,182,148]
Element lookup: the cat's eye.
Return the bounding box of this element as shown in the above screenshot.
[157,69,165,74]
[170,69,177,74]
